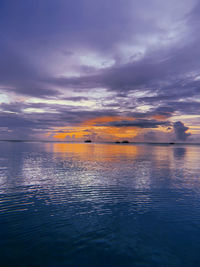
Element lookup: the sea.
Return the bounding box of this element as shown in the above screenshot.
[0,141,200,266]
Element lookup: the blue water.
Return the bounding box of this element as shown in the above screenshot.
[0,142,200,266]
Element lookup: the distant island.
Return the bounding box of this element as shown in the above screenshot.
[84,140,92,143]
[114,140,129,144]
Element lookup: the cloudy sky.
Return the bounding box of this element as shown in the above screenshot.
[0,0,200,142]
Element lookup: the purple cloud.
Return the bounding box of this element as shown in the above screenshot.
[0,0,199,141]
[173,121,191,141]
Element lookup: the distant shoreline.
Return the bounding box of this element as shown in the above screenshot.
[0,140,200,146]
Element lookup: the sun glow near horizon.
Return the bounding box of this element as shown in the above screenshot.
[48,116,139,141]
[48,115,177,142]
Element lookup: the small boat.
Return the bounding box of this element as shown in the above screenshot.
[122,140,129,143]
[84,140,92,143]
[169,142,175,145]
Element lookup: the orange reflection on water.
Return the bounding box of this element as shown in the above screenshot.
[45,143,140,162]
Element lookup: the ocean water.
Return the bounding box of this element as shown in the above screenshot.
[0,142,200,266]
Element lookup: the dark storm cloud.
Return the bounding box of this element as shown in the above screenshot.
[152,106,175,116]
[50,39,200,96]
[0,101,119,123]
[0,0,164,51]
[138,84,200,104]
[62,96,90,101]
[0,0,146,97]
[0,101,121,139]
[137,78,200,115]
[173,121,191,141]
[0,43,60,97]
[0,0,196,97]
[124,107,175,120]
[166,101,200,115]
[95,119,171,128]
[44,0,200,112]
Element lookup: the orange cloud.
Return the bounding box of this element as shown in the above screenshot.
[152,115,170,120]
[52,127,89,140]
[50,115,171,141]
[82,116,134,126]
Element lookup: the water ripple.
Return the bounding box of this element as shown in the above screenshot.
[1,143,200,266]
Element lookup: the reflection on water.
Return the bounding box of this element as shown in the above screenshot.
[0,142,200,266]
[173,147,186,159]
[46,143,140,162]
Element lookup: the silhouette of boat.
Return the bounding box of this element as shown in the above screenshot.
[84,140,92,143]
[122,140,129,143]
[169,142,175,145]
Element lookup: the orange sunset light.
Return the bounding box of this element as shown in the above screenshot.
[82,116,134,126]
[50,116,137,141]
[50,116,171,141]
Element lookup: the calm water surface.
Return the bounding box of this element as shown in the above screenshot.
[0,142,200,266]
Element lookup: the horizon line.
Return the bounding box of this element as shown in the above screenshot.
[0,140,200,145]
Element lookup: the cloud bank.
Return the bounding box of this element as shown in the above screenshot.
[0,0,199,141]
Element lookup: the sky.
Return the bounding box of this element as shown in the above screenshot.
[0,0,200,142]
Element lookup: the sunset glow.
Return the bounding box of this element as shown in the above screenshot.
[0,0,199,143]
[1,1,200,266]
